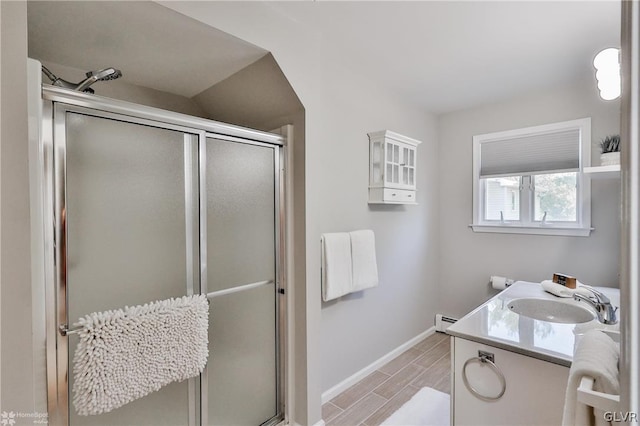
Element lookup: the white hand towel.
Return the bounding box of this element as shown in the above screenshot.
[349,230,379,292]
[562,330,620,426]
[321,233,353,301]
[72,294,209,416]
[542,280,576,297]
[542,280,594,298]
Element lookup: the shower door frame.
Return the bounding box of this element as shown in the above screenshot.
[41,86,287,426]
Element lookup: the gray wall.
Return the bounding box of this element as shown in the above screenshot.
[196,40,441,395]
[193,53,303,131]
[163,5,442,420]
[438,78,621,318]
[1,1,36,414]
[315,60,440,392]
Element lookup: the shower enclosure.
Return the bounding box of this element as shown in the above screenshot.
[39,85,287,426]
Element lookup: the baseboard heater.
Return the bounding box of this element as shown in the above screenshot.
[435,314,458,333]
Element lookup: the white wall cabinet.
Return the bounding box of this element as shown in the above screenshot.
[368,130,421,204]
[452,337,569,426]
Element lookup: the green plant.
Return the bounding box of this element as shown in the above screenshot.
[600,135,620,153]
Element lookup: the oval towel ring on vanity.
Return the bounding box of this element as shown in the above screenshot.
[462,350,507,401]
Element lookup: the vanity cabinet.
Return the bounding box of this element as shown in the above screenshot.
[452,337,569,426]
[368,130,421,204]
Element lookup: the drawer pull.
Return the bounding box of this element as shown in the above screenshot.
[462,351,506,401]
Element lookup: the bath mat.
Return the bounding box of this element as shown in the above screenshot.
[72,294,209,416]
[381,387,450,426]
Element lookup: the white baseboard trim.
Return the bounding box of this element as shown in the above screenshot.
[321,326,436,403]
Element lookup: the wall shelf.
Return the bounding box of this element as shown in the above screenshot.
[584,164,621,179]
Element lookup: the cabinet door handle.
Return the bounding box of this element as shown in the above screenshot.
[462,352,506,401]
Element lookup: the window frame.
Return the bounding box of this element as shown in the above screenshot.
[471,118,592,237]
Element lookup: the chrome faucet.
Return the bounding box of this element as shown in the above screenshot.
[573,286,618,325]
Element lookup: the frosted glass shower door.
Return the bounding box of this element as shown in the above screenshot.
[205,137,281,426]
[62,111,199,426]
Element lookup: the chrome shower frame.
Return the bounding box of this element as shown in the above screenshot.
[41,86,287,426]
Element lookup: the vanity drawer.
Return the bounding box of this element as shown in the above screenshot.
[383,188,416,203]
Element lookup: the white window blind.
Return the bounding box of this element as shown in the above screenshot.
[479,128,581,178]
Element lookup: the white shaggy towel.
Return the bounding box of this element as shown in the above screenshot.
[72,294,209,416]
[349,230,379,292]
[562,330,619,426]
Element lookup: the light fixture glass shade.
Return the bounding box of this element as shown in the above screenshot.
[593,47,621,100]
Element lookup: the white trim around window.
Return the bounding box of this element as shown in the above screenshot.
[471,118,593,237]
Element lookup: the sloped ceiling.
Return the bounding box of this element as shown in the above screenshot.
[27,1,268,98]
[264,1,621,113]
[28,1,621,115]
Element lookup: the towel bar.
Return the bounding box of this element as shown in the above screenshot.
[577,376,620,412]
[59,279,276,336]
[59,324,81,336]
[205,280,273,299]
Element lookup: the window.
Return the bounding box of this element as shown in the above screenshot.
[472,118,592,236]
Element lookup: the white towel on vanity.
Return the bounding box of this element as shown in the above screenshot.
[350,230,379,291]
[321,233,353,301]
[542,280,576,297]
[542,280,595,298]
[72,294,209,416]
[562,330,620,426]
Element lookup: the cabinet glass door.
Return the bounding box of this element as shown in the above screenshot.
[387,142,416,189]
[402,146,416,188]
[408,148,416,187]
[385,142,401,185]
[401,146,410,185]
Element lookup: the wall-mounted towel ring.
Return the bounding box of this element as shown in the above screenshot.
[462,350,507,401]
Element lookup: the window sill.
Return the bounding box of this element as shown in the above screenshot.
[469,224,593,237]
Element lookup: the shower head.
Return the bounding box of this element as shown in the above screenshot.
[41,65,122,93]
[75,68,123,92]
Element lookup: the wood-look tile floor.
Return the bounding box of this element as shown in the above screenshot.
[322,332,451,426]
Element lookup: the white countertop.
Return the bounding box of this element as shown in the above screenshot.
[447,281,620,367]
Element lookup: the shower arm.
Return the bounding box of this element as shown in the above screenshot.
[74,74,102,93]
[41,65,58,83]
[41,65,122,93]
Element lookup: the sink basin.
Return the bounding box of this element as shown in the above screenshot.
[507,298,595,324]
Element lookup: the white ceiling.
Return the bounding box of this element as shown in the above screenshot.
[28,1,621,115]
[27,1,268,98]
[266,1,621,113]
